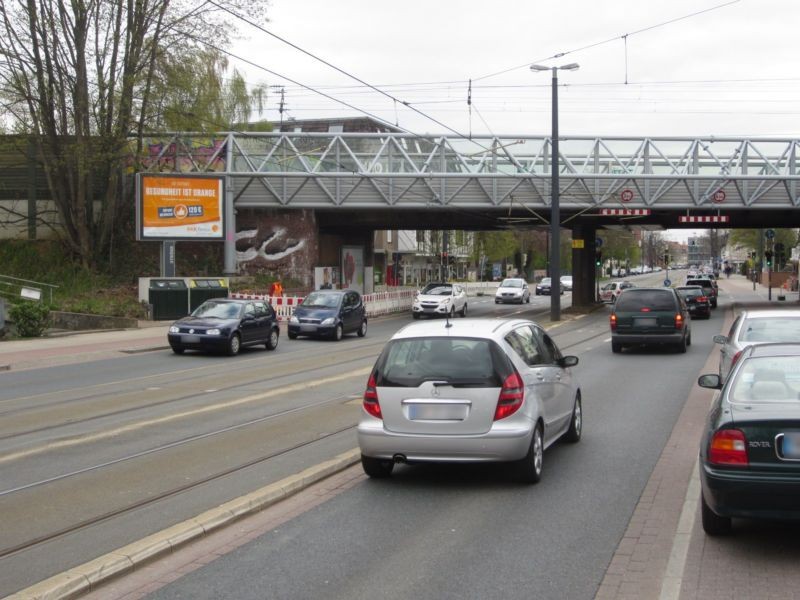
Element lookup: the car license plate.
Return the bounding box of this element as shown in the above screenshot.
[634,317,657,327]
[182,335,201,343]
[407,403,467,421]
[782,433,800,459]
[300,324,317,332]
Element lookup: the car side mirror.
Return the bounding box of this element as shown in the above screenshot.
[697,374,722,389]
[559,355,579,368]
[712,335,727,345]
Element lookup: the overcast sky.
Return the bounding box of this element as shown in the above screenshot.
[230,0,800,138]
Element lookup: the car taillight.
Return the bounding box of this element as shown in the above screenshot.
[363,372,382,419]
[709,429,748,466]
[640,307,651,312]
[610,313,617,331]
[675,313,684,329]
[494,372,524,421]
[697,296,708,303]
[730,350,743,370]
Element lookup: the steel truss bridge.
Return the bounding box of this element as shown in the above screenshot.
[145,133,800,217]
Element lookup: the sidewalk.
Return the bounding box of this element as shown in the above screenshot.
[0,320,172,371]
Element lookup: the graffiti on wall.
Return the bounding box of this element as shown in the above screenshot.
[235,209,318,288]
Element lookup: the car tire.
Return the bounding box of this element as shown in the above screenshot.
[171,345,185,355]
[412,313,420,320]
[526,295,530,303]
[562,395,582,443]
[358,319,368,337]
[332,323,343,341]
[687,330,692,347]
[611,341,622,353]
[700,492,731,535]
[288,331,298,340]
[514,423,543,484]
[227,333,241,356]
[677,335,687,353]
[361,455,394,478]
[266,329,279,350]
[495,299,500,304]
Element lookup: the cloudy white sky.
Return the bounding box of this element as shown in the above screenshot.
[229,0,800,139]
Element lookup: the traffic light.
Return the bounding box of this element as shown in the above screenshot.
[765,250,773,267]
[663,253,669,265]
[595,251,602,267]
[750,251,757,259]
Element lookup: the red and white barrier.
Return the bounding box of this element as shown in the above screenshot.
[229,289,416,320]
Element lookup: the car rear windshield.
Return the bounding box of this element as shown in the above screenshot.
[374,337,511,388]
[729,356,800,403]
[614,290,676,311]
[676,287,703,299]
[738,317,800,343]
[686,279,713,289]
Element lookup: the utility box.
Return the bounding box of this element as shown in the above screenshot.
[148,279,188,321]
[189,279,228,312]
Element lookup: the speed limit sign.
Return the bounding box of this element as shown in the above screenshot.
[620,189,634,202]
[712,190,726,203]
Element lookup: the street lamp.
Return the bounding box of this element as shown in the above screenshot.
[531,62,579,321]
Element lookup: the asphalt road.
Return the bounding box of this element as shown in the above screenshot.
[0,287,569,596]
[1,271,726,598]
[130,273,727,600]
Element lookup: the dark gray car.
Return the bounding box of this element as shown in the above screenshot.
[610,287,691,353]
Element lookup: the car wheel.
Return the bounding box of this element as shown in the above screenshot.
[361,455,394,478]
[495,299,500,304]
[171,345,185,355]
[227,333,241,356]
[677,335,687,353]
[266,329,279,350]
[514,423,543,484]
[526,295,530,303]
[332,323,343,341]
[288,331,298,340]
[700,492,731,535]
[412,313,420,320]
[687,330,692,347]
[611,341,622,353]
[563,395,582,443]
[460,303,468,317]
[358,319,368,337]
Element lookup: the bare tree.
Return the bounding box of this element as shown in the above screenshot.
[0,0,268,268]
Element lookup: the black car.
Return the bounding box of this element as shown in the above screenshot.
[675,285,711,319]
[610,287,691,353]
[168,298,280,356]
[698,344,800,535]
[288,289,367,341]
[685,277,718,308]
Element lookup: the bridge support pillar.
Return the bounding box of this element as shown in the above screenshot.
[571,225,597,308]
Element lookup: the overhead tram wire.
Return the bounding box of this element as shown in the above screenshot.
[471,0,741,82]
[205,0,500,150]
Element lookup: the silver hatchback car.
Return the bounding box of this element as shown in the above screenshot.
[357,318,582,483]
[714,309,800,381]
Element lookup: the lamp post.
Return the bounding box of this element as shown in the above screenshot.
[531,62,579,321]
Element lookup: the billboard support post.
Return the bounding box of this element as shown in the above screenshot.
[160,241,176,277]
[223,134,237,275]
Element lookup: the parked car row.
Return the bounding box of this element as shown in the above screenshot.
[168,290,368,355]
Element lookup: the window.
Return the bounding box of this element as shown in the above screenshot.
[505,326,545,366]
[536,330,561,363]
[254,302,267,317]
[244,303,256,317]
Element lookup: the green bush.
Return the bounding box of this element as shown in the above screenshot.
[9,301,51,337]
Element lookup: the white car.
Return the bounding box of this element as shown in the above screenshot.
[357,318,582,482]
[600,280,635,303]
[411,282,468,319]
[495,278,531,304]
[560,275,573,291]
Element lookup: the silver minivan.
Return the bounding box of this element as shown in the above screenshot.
[357,318,582,483]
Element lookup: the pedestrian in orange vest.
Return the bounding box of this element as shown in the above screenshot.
[269,281,283,297]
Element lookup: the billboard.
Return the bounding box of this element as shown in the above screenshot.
[137,174,224,240]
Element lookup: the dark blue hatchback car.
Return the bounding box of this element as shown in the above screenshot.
[288,289,367,341]
[168,298,280,356]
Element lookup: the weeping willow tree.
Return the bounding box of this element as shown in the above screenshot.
[0,0,269,268]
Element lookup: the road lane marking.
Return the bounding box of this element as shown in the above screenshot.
[659,458,700,600]
[0,367,372,465]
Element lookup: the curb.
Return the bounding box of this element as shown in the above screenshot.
[9,448,361,600]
